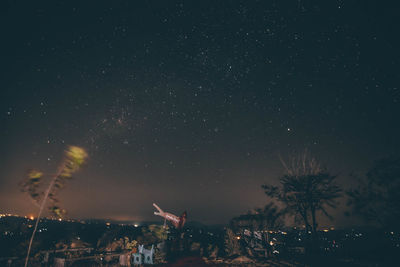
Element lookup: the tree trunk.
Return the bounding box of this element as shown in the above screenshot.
[311,207,317,234]
[265,230,270,258]
[300,210,313,258]
[301,210,311,232]
[310,207,319,256]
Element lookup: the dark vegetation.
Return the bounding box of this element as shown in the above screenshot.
[2,152,400,266]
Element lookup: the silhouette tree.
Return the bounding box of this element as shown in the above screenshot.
[20,146,88,267]
[347,157,400,229]
[231,203,283,257]
[254,204,284,256]
[254,203,284,232]
[224,228,240,256]
[262,151,341,239]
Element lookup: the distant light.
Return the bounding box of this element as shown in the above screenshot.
[269,241,274,246]
[29,215,35,220]
[323,229,329,232]
[236,236,241,240]
[106,222,111,226]
[134,224,139,227]
[58,218,62,222]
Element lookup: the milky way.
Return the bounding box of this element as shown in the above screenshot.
[1,1,399,225]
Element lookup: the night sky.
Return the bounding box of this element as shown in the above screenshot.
[1,1,399,226]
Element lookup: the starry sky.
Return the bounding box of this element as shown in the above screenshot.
[1,1,399,226]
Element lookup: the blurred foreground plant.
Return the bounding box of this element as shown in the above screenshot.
[20,146,88,267]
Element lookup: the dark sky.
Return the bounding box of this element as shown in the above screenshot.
[1,0,399,226]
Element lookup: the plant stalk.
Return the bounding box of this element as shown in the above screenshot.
[24,163,65,267]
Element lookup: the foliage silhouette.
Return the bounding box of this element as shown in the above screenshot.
[231,203,283,256]
[262,151,341,253]
[224,228,240,256]
[347,157,400,229]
